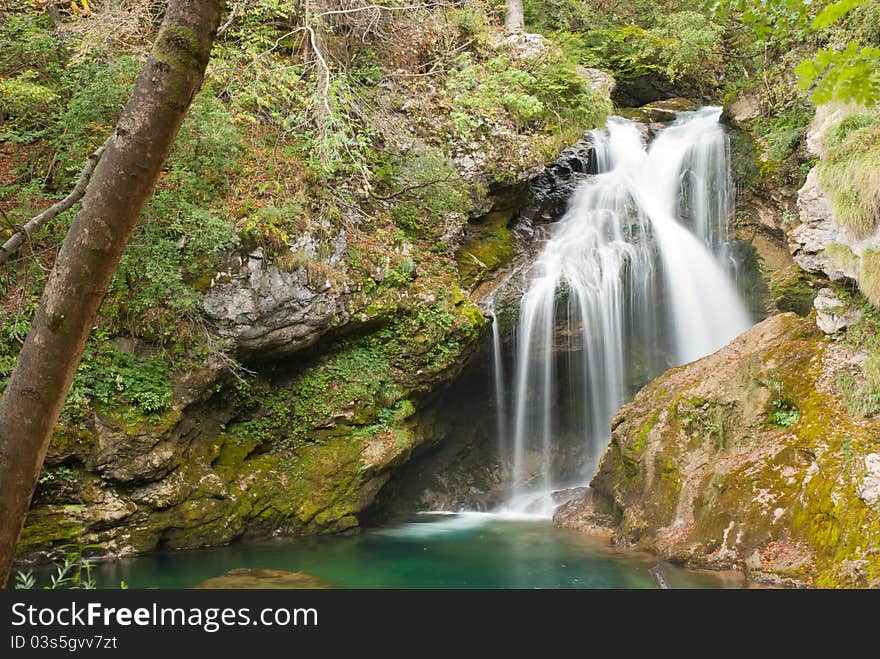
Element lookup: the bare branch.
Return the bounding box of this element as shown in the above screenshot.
[0,137,111,265]
[217,2,238,37]
[369,170,460,201]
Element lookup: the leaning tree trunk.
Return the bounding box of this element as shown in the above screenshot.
[505,0,524,35]
[0,0,225,587]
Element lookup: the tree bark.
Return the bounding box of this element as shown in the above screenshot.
[505,0,524,35]
[46,2,63,29]
[0,0,225,587]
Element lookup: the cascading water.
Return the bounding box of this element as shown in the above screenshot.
[500,107,752,514]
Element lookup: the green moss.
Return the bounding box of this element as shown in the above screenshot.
[153,25,201,74]
[16,507,86,557]
[768,264,816,316]
[817,109,880,239]
[631,413,659,453]
[859,249,880,309]
[825,242,860,276]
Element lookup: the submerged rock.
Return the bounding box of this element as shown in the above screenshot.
[194,568,332,589]
[573,313,880,588]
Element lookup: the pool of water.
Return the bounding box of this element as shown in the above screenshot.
[85,514,747,589]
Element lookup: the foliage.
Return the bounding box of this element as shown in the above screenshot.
[64,342,174,424]
[816,109,880,237]
[717,0,880,107]
[796,1,880,106]
[445,46,607,141]
[769,399,801,427]
[523,1,724,93]
[15,546,97,590]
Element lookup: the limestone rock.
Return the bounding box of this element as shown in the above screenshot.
[724,92,761,125]
[813,288,863,334]
[580,313,880,587]
[791,168,847,278]
[194,568,332,589]
[861,454,880,511]
[203,233,355,357]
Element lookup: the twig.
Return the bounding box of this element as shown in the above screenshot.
[0,136,111,264]
[369,170,460,201]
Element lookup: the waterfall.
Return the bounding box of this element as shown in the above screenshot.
[500,107,752,513]
[487,301,508,455]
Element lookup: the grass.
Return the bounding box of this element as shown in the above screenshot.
[817,109,880,238]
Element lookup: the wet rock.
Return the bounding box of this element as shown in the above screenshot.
[194,568,333,589]
[619,97,700,124]
[529,134,596,220]
[813,288,863,334]
[553,489,616,537]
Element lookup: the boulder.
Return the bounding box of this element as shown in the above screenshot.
[813,288,863,334]
[577,313,880,587]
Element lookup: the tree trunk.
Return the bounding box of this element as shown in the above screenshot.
[0,0,225,587]
[46,2,63,29]
[505,0,524,35]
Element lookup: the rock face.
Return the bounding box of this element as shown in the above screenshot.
[791,105,880,308]
[791,169,850,279]
[202,233,363,357]
[570,313,880,587]
[813,288,863,334]
[18,79,616,565]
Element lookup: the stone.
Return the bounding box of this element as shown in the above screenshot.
[791,168,848,279]
[806,103,858,159]
[552,489,616,537]
[194,568,333,589]
[202,231,357,357]
[579,67,616,95]
[725,92,761,125]
[813,288,863,334]
[577,313,880,587]
[860,454,880,511]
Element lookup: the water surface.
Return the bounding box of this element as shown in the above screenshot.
[87,515,746,589]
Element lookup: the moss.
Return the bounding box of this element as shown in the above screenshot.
[631,413,659,453]
[825,242,860,277]
[153,25,201,74]
[455,198,521,287]
[768,264,816,316]
[16,507,86,557]
[817,109,880,239]
[47,312,68,333]
[859,249,880,309]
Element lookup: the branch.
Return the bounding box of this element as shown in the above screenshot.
[0,137,111,264]
[217,2,238,37]
[314,2,452,19]
[369,170,460,201]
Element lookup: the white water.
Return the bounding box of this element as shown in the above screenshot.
[500,107,751,513]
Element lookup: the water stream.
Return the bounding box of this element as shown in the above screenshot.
[498,108,752,512]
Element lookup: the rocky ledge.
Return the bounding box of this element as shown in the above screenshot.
[555,313,880,588]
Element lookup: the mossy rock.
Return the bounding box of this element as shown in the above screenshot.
[768,264,817,316]
[589,313,880,587]
[194,568,333,589]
